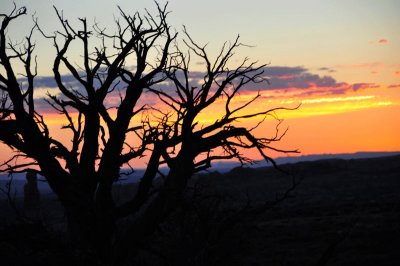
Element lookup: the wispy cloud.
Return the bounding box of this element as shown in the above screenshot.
[23,65,386,113]
[388,84,400,89]
[239,66,345,93]
[242,66,379,97]
[318,67,336,73]
[369,39,389,45]
[301,95,375,104]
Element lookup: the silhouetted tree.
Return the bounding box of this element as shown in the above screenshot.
[0,3,296,264]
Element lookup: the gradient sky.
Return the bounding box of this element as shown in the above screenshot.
[1,0,399,166]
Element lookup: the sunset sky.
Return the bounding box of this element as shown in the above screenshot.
[1,0,399,166]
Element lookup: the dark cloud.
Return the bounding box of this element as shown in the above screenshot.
[263,66,306,76]
[349,83,378,91]
[24,65,380,113]
[33,75,77,89]
[232,66,381,97]
[270,72,341,89]
[18,74,129,113]
[240,66,345,92]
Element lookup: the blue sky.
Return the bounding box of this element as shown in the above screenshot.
[1,0,399,84]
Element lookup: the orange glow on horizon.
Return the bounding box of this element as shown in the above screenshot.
[1,83,399,169]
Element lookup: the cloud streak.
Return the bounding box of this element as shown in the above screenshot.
[369,39,389,45]
[21,65,382,113]
[241,66,378,97]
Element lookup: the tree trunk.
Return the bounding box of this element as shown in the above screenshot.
[114,155,193,264]
[62,195,116,265]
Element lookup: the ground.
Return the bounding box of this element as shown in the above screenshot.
[0,155,399,265]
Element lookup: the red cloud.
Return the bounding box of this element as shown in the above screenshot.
[276,75,297,80]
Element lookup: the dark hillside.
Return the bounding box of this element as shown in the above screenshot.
[0,155,399,265]
[189,155,400,266]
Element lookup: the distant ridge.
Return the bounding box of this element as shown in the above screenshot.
[210,151,400,172]
[274,151,400,164]
[1,151,399,198]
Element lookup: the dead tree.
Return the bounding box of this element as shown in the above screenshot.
[0,3,296,264]
[115,27,298,258]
